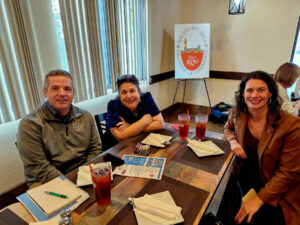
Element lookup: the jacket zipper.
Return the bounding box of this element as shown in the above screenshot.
[65,124,69,136]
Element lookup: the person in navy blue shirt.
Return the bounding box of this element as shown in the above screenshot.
[106,74,164,142]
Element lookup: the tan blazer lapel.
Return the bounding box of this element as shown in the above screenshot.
[257,118,276,166]
[237,112,248,147]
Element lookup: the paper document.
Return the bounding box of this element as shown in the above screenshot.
[187,139,224,157]
[242,188,257,203]
[141,133,173,148]
[113,155,165,180]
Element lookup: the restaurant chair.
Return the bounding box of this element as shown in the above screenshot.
[94,113,107,143]
[94,113,118,151]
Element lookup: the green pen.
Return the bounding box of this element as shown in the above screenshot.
[45,191,68,199]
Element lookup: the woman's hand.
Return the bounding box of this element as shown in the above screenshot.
[116,116,130,131]
[294,100,300,110]
[229,139,247,159]
[235,196,264,224]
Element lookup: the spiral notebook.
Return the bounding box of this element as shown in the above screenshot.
[26,177,81,216]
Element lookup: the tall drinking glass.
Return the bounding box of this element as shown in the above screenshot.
[91,164,111,206]
[178,114,190,139]
[195,114,207,140]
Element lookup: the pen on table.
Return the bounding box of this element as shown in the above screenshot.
[45,191,68,199]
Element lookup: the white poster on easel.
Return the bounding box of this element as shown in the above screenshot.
[175,24,210,79]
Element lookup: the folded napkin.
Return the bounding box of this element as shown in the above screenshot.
[129,191,184,225]
[29,216,60,225]
[187,139,224,157]
[76,162,112,186]
[141,133,173,148]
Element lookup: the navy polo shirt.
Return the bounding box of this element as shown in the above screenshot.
[106,92,160,128]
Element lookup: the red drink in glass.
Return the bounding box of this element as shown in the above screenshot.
[196,122,207,140]
[91,167,111,206]
[179,120,190,139]
[195,114,207,140]
[178,114,190,139]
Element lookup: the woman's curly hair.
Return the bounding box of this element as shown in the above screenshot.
[234,71,282,122]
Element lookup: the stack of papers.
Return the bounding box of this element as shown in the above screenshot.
[187,139,224,157]
[129,191,184,225]
[17,176,89,221]
[141,133,173,148]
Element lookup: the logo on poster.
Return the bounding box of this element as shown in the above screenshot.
[176,25,209,75]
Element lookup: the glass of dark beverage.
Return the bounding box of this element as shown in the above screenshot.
[195,114,207,140]
[91,164,111,206]
[178,114,190,139]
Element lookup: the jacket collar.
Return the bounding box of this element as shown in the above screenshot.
[41,102,82,122]
[236,111,248,147]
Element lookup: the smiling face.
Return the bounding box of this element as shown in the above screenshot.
[243,78,272,112]
[119,82,140,111]
[43,75,74,116]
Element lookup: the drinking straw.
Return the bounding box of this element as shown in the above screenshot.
[89,164,94,175]
[204,113,209,122]
[187,109,189,119]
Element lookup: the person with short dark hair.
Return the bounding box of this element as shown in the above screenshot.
[106,74,164,144]
[17,69,102,187]
[221,71,300,225]
[274,62,300,116]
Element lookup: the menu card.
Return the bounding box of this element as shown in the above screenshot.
[113,155,166,180]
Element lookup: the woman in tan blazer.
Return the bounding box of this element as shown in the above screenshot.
[224,71,300,225]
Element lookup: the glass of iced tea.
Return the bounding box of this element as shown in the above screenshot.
[91,163,111,206]
[195,114,207,140]
[178,114,190,139]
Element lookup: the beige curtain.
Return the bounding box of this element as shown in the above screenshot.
[105,0,120,92]
[59,0,148,95]
[59,0,107,102]
[0,0,42,124]
[113,0,149,84]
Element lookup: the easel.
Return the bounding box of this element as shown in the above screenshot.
[168,78,212,122]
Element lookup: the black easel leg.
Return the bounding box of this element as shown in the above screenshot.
[182,80,187,112]
[203,79,212,110]
[168,80,181,122]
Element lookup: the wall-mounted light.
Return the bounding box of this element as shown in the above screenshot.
[229,0,246,15]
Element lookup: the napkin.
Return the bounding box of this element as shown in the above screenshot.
[141,133,173,148]
[29,216,60,225]
[129,191,184,225]
[187,139,224,157]
[76,162,113,186]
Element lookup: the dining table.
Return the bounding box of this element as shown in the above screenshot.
[3,125,234,225]
[68,125,234,225]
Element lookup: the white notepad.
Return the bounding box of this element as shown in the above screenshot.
[26,177,81,216]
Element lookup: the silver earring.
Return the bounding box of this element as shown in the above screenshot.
[268,98,272,104]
